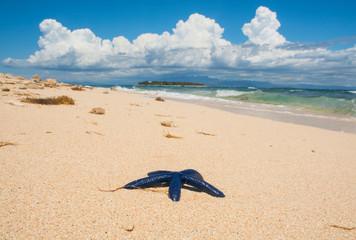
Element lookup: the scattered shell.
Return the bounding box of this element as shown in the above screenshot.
[161,121,176,127]
[31,75,43,83]
[122,222,134,232]
[44,78,58,87]
[90,107,105,115]
[71,85,85,91]
[7,100,25,107]
[130,103,141,107]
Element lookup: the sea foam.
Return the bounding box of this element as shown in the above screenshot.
[215,90,246,97]
[116,86,214,101]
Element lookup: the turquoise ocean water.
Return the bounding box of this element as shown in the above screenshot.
[115,85,356,121]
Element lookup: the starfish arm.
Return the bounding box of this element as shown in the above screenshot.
[169,173,182,201]
[147,170,173,176]
[124,174,172,189]
[181,175,225,198]
[149,169,203,180]
[180,169,204,180]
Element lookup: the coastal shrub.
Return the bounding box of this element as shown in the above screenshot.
[22,95,75,105]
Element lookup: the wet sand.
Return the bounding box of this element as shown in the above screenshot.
[159,97,356,134]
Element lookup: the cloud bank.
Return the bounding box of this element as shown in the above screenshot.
[3,6,356,86]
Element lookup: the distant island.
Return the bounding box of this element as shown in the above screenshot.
[137,81,205,87]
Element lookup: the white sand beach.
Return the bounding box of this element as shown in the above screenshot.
[1,73,355,239]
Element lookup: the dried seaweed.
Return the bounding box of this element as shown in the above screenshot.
[155,97,165,102]
[22,96,75,105]
[98,185,167,194]
[330,225,355,230]
[155,114,173,117]
[164,133,183,139]
[161,121,176,127]
[154,114,185,119]
[0,141,16,147]
[196,131,216,136]
[86,131,105,136]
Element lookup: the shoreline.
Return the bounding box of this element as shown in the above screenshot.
[113,85,356,134]
[131,93,356,134]
[178,97,356,134]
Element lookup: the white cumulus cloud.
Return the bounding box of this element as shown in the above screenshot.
[242,6,286,46]
[5,13,230,70]
[3,6,356,87]
[27,19,115,69]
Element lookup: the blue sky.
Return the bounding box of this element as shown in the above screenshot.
[1,0,356,87]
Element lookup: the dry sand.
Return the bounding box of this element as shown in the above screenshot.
[1,74,355,239]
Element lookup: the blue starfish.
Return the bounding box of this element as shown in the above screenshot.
[123,169,225,202]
